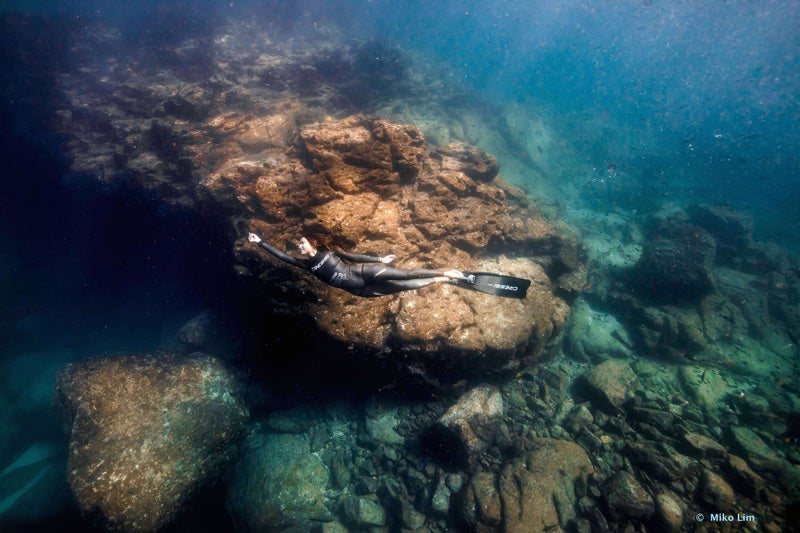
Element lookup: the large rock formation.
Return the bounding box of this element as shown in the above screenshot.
[56,354,248,532]
[57,24,584,382]
[218,115,580,379]
[62,99,582,381]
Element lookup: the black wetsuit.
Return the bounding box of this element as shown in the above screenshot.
[258,241,446,297]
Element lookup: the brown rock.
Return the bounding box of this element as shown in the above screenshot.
[654,489,684,533]
[584,359,639,412]
[500,439,593,532]
[300,115,424,198]
[723,455,764,498]
[682,431,728,460]
[428,386,504,467]
[700,469,736,512]
[461,439,593,532]
[433,142,500,182]
[229,115,578,380]
[603,470,655,520]
[65,103,583,382]
[56,354,248,532]
[461,468,502,530]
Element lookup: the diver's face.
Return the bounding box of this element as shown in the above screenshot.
[298,237,317,256]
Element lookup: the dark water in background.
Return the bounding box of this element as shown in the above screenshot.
[1,0,799,530]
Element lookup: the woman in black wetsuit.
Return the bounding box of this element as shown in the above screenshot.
[248,232,471,297]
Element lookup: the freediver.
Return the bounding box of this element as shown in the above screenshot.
[248,232,473,297]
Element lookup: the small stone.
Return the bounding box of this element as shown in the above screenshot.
[176,310,218,347]
[365,408,405,445]
[627,441,695,482]
[445,473,464,494]
[603,470,654,519]
[355,476,379,495]
[584,360,639,412]
[499,439,593,531]
[654,490,684,533]
[565,403,594,434]
[310,427,330,452]
[700,469,735,512]
[460,468,501,528]
[320,520,349,533]
[398,499,426,529]
[342,496,386,527]
[430,478,451,516]
[723,455,763,498]
[384,447,399,462]
[729,426,781,462]
[682,432,728,459]
[426,385,504,467]
[330,453,352,489]
[630,221,716,301]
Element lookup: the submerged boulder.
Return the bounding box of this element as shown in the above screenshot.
[425,385,504,467]
[60,46,583,383]
[227,115,578,381]
[630,220,716,303]
[686,203,752,265]
[460,438,593,531]
[226,431,332,531]
[56,354,248,532]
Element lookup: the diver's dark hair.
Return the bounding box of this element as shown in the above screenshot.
[303,232,335,251]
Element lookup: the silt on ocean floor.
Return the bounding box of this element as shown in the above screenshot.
[1,2,799,532]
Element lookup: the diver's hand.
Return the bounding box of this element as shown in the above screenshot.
[248,232,262,244]
[381,254,396,264]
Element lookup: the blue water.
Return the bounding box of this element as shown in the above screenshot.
[1,1,799,531]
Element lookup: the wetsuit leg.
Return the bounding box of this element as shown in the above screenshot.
[356,265,447,296]
[361,278,446,297]
[361,265,444,281]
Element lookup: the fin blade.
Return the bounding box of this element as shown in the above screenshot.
[457,272,530,299]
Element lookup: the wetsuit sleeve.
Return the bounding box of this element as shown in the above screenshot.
[337,251,385,263]
[258,241,305,268]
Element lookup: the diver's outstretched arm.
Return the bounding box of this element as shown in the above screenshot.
[249,232,305,268]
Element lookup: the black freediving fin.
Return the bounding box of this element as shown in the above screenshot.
[455,272,531,299]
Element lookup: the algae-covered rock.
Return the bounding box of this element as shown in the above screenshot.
[461,439,593,531]
[226,431,332,531]
[654,490,685,533]
[603,470,655,520]
[687,203,752,264]
[56,354,248,532]
[700,469,736,512]
[63,69,584,383]
[631,220,716,302]
[584,359,639,412]
[341,495,386,527]
[426,385,504,467]
[564,298,634,362]
[501,439,593,531]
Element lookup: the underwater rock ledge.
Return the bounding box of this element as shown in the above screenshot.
[218,114,583,381]
[62,86,584,382]
[56,24,585,383]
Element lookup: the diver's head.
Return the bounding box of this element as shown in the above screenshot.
[298,236,318,257]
